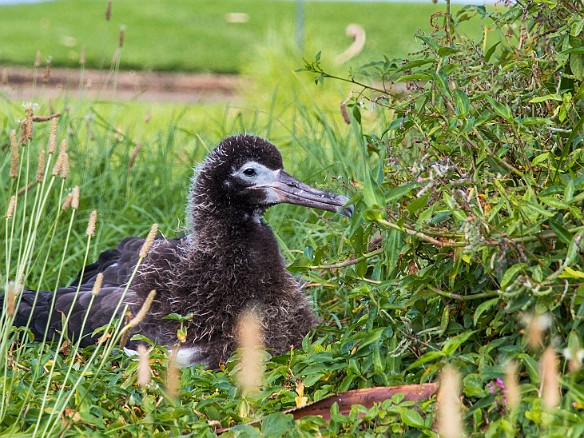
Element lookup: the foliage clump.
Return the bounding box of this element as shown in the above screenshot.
[304,0,584,434]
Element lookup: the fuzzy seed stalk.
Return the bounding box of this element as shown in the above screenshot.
[139,224,158,258]
[86,210,97,236]
[92,272,104,296]
[137,344,151,387]
[48,117,58,154]
[236,308,265,394]
[6,196,16,219]
[36,149,46,182]
[71,186,80,209]
[437,365,464,438]
[540,347,560,409]
[10,130,19,178]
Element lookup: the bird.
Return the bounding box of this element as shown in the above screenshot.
[11,135,352,368]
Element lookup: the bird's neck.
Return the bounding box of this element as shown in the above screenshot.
[189,203,271,250]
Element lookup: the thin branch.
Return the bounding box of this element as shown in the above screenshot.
[427,284,499,301]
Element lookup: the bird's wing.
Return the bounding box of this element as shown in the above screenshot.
[14,237,151,345]
[69,236,147,288]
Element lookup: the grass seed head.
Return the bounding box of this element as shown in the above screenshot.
[52,139,69,178]
[119,26,125,48]
[6,195,16,219]
[60,151,70,179]
[5,281,21,317]
[20,119,28,145]
[437,365,464,438]
[10,130,19,178]
[504,360,520,411]
[137,344,151,387]
[166,345,180,400]
[523,312,551,350]
[34,50,41,68]
[105,0,112,21]
[340,101,351,125]
[86,210,97,236]
[236,308,265,394]
[128,143,142,171]
[139,224,158,258]
[71,186,80,209]
[36,149,46,182]
[129,290,156,328]
[540,347,560,409]
[92,272,104,296]
[48,117,58,154]
[25,106,34,140]
[62,193,73,211]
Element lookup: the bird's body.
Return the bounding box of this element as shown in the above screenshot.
[11,135,350,368]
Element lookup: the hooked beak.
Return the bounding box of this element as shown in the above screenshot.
[267,170,353,217]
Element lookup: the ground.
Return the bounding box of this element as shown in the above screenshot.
[1,66,241,103]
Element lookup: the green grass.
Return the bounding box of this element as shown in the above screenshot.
[0,0,486,73]
[2,1,582,435]
[0,77,371,436]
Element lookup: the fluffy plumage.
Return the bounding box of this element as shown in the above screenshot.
[11,135,350,368]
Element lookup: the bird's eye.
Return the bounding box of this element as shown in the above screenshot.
[243,168,256,177]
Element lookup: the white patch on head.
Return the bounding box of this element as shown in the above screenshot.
[232,161,281,204]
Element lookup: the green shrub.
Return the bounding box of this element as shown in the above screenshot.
[303,0,584,434]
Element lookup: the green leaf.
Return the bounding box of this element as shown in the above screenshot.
[399,408,426,428]
[454,89,470,116]
[442,330,476,356]
[571,52,584,81]
[549,219,573,245]
[529,94,562,103]
[407,351,445,369]
[565,230,584,266]
[484,41,500,62]
[463,373,486,397]
[261,413,294,437]
[531,152,550,166]
[287,255,312,273]
[501,263,527,290]
[560,267,584,279]
[539,196,569,210]
[524,201,555,218]
[396,73,432,82]
[485,95,513,121]
[517,117,553,125]
[386,182,419,204]
[352,105,362,124]
[519,353,540,384]
[356,327,387,353]
[407,193,428,214]
[473,297,500,326]
[362,172,386,209]
[438,46,458,57]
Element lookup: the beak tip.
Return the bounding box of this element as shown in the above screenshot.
[339,204,354,218]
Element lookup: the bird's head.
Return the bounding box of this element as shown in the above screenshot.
[190,135,352,219]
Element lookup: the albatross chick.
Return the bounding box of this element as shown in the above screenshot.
[11,135,351,368]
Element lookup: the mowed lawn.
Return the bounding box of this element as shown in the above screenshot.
[0,0,486,73]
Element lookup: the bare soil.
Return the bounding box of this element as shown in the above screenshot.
[1,66,243,103]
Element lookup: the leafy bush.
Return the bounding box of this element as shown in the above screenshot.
[303,0,584,434]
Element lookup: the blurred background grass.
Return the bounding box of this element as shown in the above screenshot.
[0,0,485,73]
